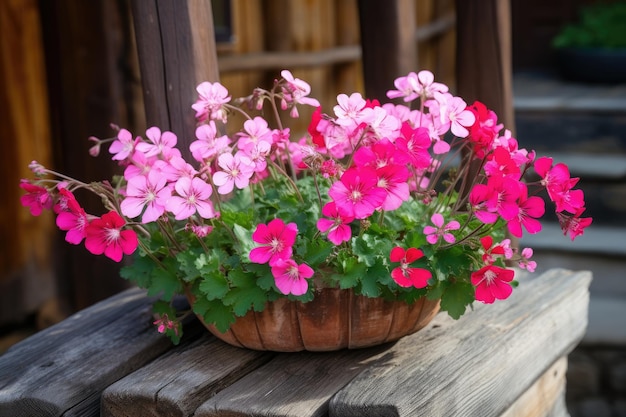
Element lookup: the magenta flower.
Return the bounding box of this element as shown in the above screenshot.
[316,201,354,245]
[389,247,432,288]
[395,124,432,170]
[376,164,410,211]
[249,219,298,266]
[471,265,514,304]
[55,189,90,245]
[424,213,460,244]
[328,166,386,219]
[165,177,215,220]
[84,211,138,262]
[507,183,545,238]
[557,209,593,241]
[212,152,255,195]
[469,184,499,224]
[270,258,314,296]
[19,181,53,216]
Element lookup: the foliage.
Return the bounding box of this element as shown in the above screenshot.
[552,2,626,49]
[20,69,592,344]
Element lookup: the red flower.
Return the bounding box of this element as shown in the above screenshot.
[389,247,432,288]
[19,180,53,216]
[84,211,138,262]
[471,265,514,304]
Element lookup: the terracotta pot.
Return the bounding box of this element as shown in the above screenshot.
[190,288,440,352]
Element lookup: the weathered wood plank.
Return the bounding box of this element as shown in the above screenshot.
[130,0,220,156]
[101,334,275,417]
[329,269,591,416]
[501,357,567,417]
[193,344,394,417]
[0,288,173,417]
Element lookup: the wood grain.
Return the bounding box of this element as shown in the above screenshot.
[0,288,173,417]
[329,269,591,416]
[101,335,274,417]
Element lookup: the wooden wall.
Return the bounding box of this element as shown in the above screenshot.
[0,0,457,329]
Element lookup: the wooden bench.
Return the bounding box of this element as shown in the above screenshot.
[0,268,591,416]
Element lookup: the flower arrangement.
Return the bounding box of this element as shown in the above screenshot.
[20,69,592,344]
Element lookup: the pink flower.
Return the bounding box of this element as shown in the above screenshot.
[55,189,90,245]
[192,81,231,122]
[19,181,53,216]
[433,93,476,138]
[190,122,231,162]
[109,128,138,161]
[153,314,179,336]
[237,117,274,152]
[424,213,460,244]
[518,248,537,272]
[135,127,178,159]
[469,184,499,224]
[212,152,255,195]
[249,219,298,265]
[395,124,432,170]
[316,202,354,245]
[471,265,514,304]
[271,258,314,296]
[333,93,367,129]
[328,166,386,219]
[84,211,138,262]
[165,177,215,220]
[375,164,410,211]
[120,170,171,223]
[280,70,320,109]
[389,247,432,288]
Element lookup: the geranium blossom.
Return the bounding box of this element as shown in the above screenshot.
[328,166,386,219]
[518,248,537,272]
[270,258,314,296]
[471,265,514,304]
[389,247,432,288]
[135,127,178,158]
[507,183,545,238]
[165,177,215,220]
[212,152,255,195]
[316,201,354,245]
[84,211,138,262]
[19,181,53,216]
[55,188,90,245]
[192,81,231,122]
[249,219,298,266]
[120,170,171,223]
[109,128,138,161]
[424,213,460,244]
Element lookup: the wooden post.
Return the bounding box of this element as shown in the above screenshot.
[130,0,220,156]
[455,0,515,131]
[357,0,417,101]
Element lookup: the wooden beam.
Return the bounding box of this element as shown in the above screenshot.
[130,0,220,155]
[217,45,361,72]
[357,0,418,101]
[455,0,515,131]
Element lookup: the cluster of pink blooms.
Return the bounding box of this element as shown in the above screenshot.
[20,69,592,308]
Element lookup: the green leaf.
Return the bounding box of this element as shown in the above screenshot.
[233,223,255,259]
[191,296,236,333]
[439,280,475,319]
[222,269,268,316]
[334,256,366,289]
[120,253,154,288]
[359,259,388,298]
[199,272,230,301]
[147,262,182,301]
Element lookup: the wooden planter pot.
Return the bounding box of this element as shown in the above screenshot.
[193,288,440,352]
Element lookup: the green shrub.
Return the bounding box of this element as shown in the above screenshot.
[552,2,626,49]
